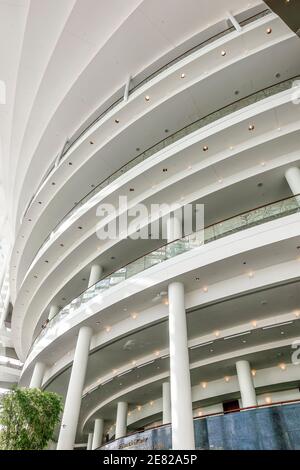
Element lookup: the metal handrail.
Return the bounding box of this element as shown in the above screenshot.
[30,193,300,351]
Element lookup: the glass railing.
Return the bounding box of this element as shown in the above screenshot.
[30,194,300,353]
[31,8,271,203]
[28,73,299,275]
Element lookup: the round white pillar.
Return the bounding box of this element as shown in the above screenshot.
[236,360,257,408]
[92,418,104,449]
[166,212,182,242]
[57,326,92,450]
[285,167,300,196]
[162,382,171,424]
[29,362,46,389]
[115,402,128,439]
[168,282,195,450]
[88,264,103,288]
[48,304,59,321]
[86,432,93,450]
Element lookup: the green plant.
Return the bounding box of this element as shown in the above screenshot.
[0,387,62,450]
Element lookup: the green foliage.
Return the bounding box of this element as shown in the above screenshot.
[0,387,62,450]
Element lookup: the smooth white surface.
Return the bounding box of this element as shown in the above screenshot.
[86,432,93,451]
[92,418,104,449]
[162,382,171,424]
[48,304,59,321]
[88,264,103,288]
[57,326,92,450]
[236,360,257,408]
[29,361,45,389]
[285,166,300,195]
[168,282,195,450]
[115,401,128,439]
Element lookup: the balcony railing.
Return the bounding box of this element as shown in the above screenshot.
[30,193,300,353]
[23,10,277,271]
[27,73,299,275]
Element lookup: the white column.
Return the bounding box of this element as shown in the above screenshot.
[48,304,59,321]
[57,326,92,450]
[88,264,103,288]
[86,433,93,450]
[162,382,171,424]
[166,212,182,242]
[236,360,257,408]
[92,418,104,449]
[29,362,46,389]
[168,282,195,450]
[285,167,300,196]
[115,402,128,439]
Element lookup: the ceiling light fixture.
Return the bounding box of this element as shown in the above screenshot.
[181,73,186,79]
[145,95,150,102]
[214,330,220,338]
[203,145,208,151]
[201,382,207,389]
[115,119,120,124]
[221,50,226,56]
[248,124,255,131]
[251,369,256,377]
[266,27,272,34]
[279,363,286,371]
[224,376,230,383]
[190,341,213,350]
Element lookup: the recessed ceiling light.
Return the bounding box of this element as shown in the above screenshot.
[91,184,95,188]
[163,168,168,172]
[164,129,169,133]
[248,124,255,131]
[196,277,200,281]
[52,182,56,186]
[111,256,115,260]
[248,271,254,278]
[275,73,281,79]
[218,178,223,184]
[221,50,226,56]
[129,188,134,192]
[68,162,72,166]
[203,286,208,293]
[251,320,257,327]
[34,275,38,279]
[90,141,94,145]
[44,260,49,263]
[181,73,186,78]
[136,147,140,152]
[78,226,82,230]
[251,369,256,377]
[105,326,111,333]
[224,376,230,383]
[279,363,286,371]
[38,201,42,205]
[266,27,272,34]
[201,382,207,389]
[131,313,138,320]
[214,330,220,337]
[137,405,142,411]
[60,243,64,247]
[28,219,32,222]
[145,95,150,101]
[82,278,86,281]
[203,145,208,151]
[257,182,263,187]
[234,90,240,95]
[115,119,120,124]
